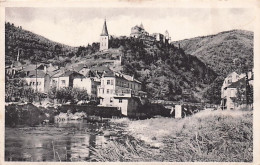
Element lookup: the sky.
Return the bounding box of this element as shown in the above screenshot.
[5,7,255,47]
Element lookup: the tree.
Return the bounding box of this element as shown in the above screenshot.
[235,85,246,106]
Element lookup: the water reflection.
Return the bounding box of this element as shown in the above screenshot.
[5,120,108,161]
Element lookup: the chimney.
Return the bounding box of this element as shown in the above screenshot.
[17,49,20,61]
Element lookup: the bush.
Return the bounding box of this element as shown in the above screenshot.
[48,87,89,104]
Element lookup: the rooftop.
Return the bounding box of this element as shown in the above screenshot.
[227,77,246,88]
[101,19,109,36]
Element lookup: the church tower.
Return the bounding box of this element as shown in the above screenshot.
[100,19,109,51]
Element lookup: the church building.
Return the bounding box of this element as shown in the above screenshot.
[100,19,109,51]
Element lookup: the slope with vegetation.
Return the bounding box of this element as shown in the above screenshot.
[108,37,217,102]
[173,30,254,104]
[5,22,76,66]
[91,109,253,162]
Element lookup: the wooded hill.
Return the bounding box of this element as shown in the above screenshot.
[107,37,217,102]
[5,22,76,66]
[172,30,254,103]
[172,30,253,76]
[10,22,251,103]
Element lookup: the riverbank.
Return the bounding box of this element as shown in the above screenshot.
[5,103,120,127]
[92,109,253,162]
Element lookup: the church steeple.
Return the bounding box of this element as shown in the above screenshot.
[100,19,109,51]
[140,22,144,29]
[101,19,109,36]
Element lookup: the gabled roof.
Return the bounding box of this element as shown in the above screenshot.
[101,19,109,36]
[104,71,142,84]
[91,66,111,72]
[80,68,96,77]
[227,77,246,88]
[72,64,85,72]
[104,71,115,77]
[59,70,84,78]
[13,61,22,67]
[25,70,46,78]
[23,64,45,72]
[49,69,63,78]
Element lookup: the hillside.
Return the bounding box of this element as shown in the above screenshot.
[5,22,76,66]
[172,30,254,104]
[172,30,253,76]
[5,22,219,102]
[107,37,217,102]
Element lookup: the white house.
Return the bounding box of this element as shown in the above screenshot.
[221,70,253,110]
[50,70,84,89]
[97,71,146,116]
[24,70,50,93]
[73,77,100,99]
[221,77,246,110]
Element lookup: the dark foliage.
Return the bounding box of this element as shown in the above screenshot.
[109,37,217,102]
[5,22,76,65]
[173,30,253,104]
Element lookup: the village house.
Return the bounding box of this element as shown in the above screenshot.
[73,77,100,100]
[23,70,50,93]
[97,71,146,116]
[221,71,253,110]
[50,70,84,89]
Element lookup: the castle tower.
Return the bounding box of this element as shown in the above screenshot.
[165,30,170,43]
[100,19,109,51]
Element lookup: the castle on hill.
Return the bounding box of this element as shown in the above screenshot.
[130,23,171,44]
[99,20,171,51]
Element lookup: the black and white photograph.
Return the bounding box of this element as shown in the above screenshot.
[1,0,259,163]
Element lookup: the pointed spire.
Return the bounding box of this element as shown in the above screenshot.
[140,22,144,29]
[101,19,109,36]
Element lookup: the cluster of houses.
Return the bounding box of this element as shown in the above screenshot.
[221,70,254,110]
[6,59,147,116]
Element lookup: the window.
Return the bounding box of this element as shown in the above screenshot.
[61,80,65,85]
[231,89,236,97]
[107,89,109,94]
[227,79,232,84]
[33,82,35,85]
[119,99,122,103]
[111,80,114,85]
[107,80,110,85]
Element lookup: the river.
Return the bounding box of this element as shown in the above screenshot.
[5,120,111,161]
